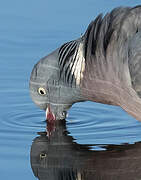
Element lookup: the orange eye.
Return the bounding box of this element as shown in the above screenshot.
[38,87,46,95]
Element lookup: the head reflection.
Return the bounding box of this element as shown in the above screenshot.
[30,120,141,180]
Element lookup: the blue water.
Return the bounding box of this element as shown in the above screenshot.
[1,0,141,179]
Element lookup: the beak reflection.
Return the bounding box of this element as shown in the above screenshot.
[30,120,141,180]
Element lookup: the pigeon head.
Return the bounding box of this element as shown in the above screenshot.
[29,43,85,121]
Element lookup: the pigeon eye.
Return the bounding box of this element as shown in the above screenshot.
[38,87,46,95]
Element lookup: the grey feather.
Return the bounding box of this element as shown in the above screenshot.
[128,32,141,96]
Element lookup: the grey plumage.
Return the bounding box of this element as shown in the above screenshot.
[128,32,141,96]
[30,5,141,121]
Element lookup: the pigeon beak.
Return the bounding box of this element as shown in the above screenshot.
[46,105,56,121]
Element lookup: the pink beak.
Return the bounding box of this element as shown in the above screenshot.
[46,105,56,121]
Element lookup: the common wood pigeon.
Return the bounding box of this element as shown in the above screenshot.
[30,6,141,122]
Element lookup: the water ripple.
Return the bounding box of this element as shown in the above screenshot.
[66,102,141,145]
[0,104,46,133]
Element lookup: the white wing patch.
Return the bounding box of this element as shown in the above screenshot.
[70,42,85,85]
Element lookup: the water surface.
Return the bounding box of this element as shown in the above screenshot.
[1,0,141,179]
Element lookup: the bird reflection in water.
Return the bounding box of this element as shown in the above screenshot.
[30,120,141,180]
